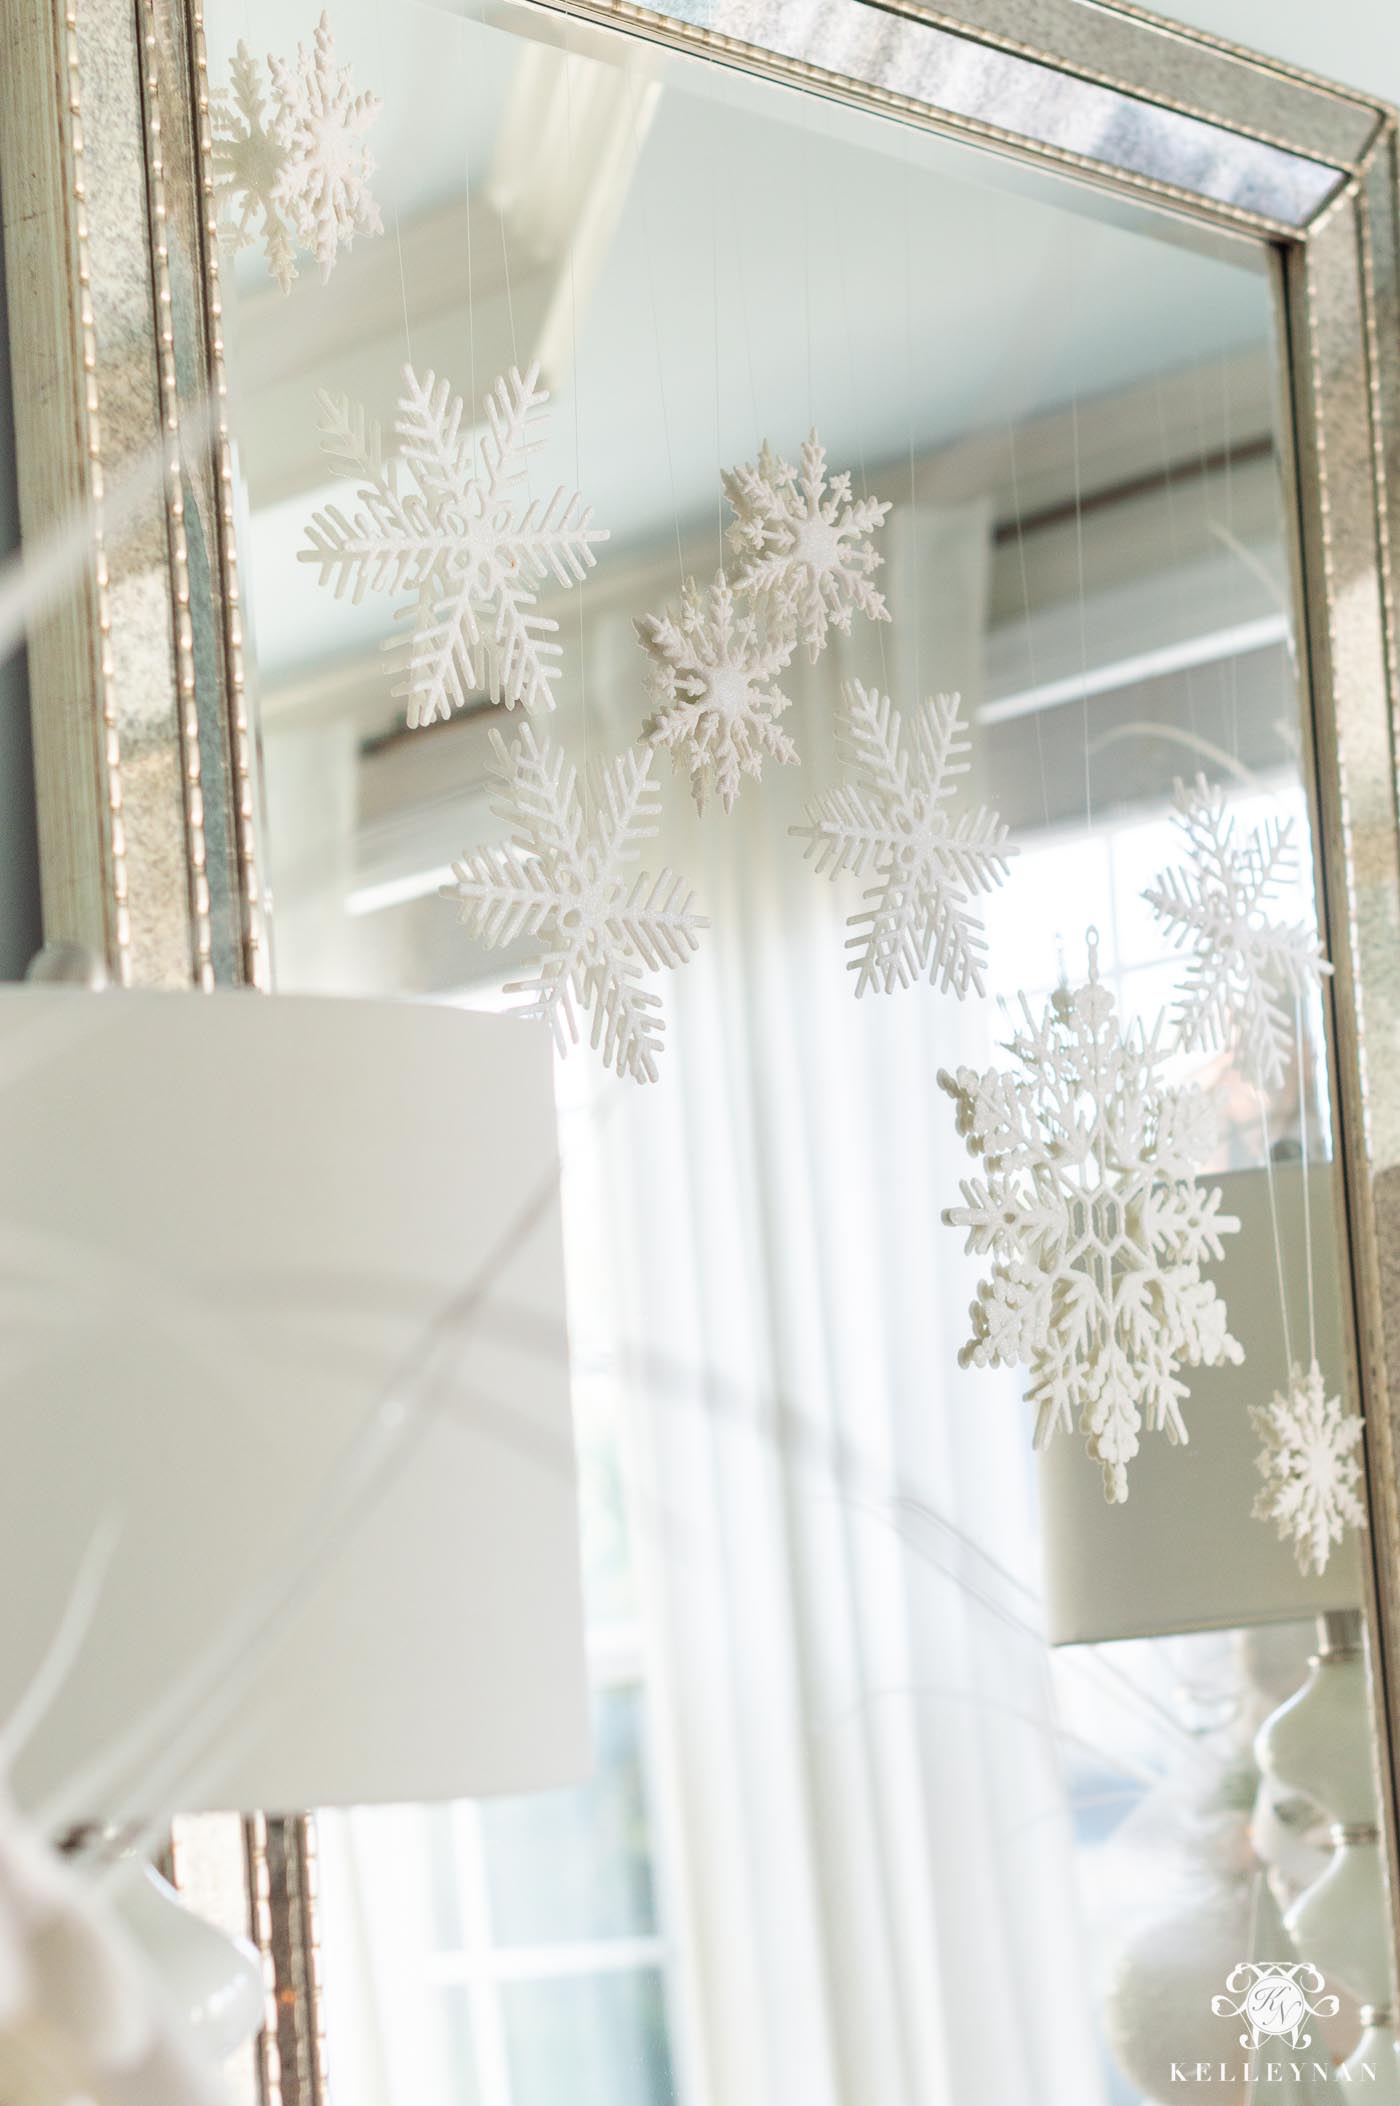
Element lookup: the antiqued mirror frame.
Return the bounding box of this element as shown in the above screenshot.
[4,0,1400,2099]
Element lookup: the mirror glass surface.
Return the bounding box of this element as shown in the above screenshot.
[206,2,1392,2098]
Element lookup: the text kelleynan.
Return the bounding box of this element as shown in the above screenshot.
[1171,2062,1375,2085]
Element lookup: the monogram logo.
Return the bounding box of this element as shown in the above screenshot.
[1211,1963,1340,2051]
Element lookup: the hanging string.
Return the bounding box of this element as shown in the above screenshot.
[832,134,888,695]
[371,0,414,371]
[1070,386,1093,832]
[1220,351,1241,761]
[1258,1089,1295,1377]
[462,13,477,437]
[712,142,725,573]
[1065,234,1093,833]
[1006,421,1052,834]
[901,128,920,703]
[477,0,520,379]
[629,71,685,596]
[476,0,535,540]
[1296,997,1319,1373]
[1189,353,1236,740]
[725,99,763,477]
[559,8,590,760]
[1152,372,1202,743]
[800,100,815,436]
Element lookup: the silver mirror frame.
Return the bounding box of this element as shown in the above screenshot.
[4,1,1400,2099]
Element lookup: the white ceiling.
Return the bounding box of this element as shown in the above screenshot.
[241,1,1278,678]
[1143,0,1400,106]
[238,0,1383,685]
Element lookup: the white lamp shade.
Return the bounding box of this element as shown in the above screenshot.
[1039,1162,1363,1644]
[0,989,588,1815]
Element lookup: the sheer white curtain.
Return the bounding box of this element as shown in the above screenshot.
[318,1806,454,2103]
[577,498,1108,2106]
[314,499,1109,2106]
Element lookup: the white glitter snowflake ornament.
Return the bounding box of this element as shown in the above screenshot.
[1251,1360,1365,1576]
[442,724,706,1083]
[634,572,798,814]
[211,12,381,294]
[792,680,1016,997]
[1143,776,1332,1091]
[940,936,1243,1501]
[723,432,891,661]
[301,363,607,725]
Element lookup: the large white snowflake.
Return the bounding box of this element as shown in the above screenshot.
[791,680,1015,998]
[301,363,607,726]
[1251,1360,1365,1576]
[442,724,706,1083]
[722,431,891,662]
[939,943,1243,1501]
[634,571,798,814]
[1143,775,1332,1091]
[211,12,381,294]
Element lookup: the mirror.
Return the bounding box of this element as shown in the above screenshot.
[205,1,1393,2098]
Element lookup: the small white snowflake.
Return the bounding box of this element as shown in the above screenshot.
[722,431,891,661]
[633,572,797,814]
[301,363,607,725]
[1143,775,1332,1091]
[211,11,381,293]
[1251,1360,1365,1576]
[442,724,706,1083]
[940,938,1243,1501]
[791,680,1015,998]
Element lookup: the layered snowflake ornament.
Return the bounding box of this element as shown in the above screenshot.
[939,937,1243,1501]
[1251,1360,1365,1576]
[211,12,381,294]
[442,724,706,1082]
[722,432,891,662]
[634,572,798,814]
[792,680,1016,997]
[301,363,607,725]
[1143,776,1332,1091]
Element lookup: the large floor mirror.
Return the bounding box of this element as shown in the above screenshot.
[198,2,1396,2100]
[8,0,1400,2103]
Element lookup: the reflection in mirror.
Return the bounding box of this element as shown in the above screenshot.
[207,1,1392,2100]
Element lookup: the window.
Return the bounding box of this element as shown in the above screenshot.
[317,1049,688,2106]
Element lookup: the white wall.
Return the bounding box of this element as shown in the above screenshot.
[1153,1,1400,105]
